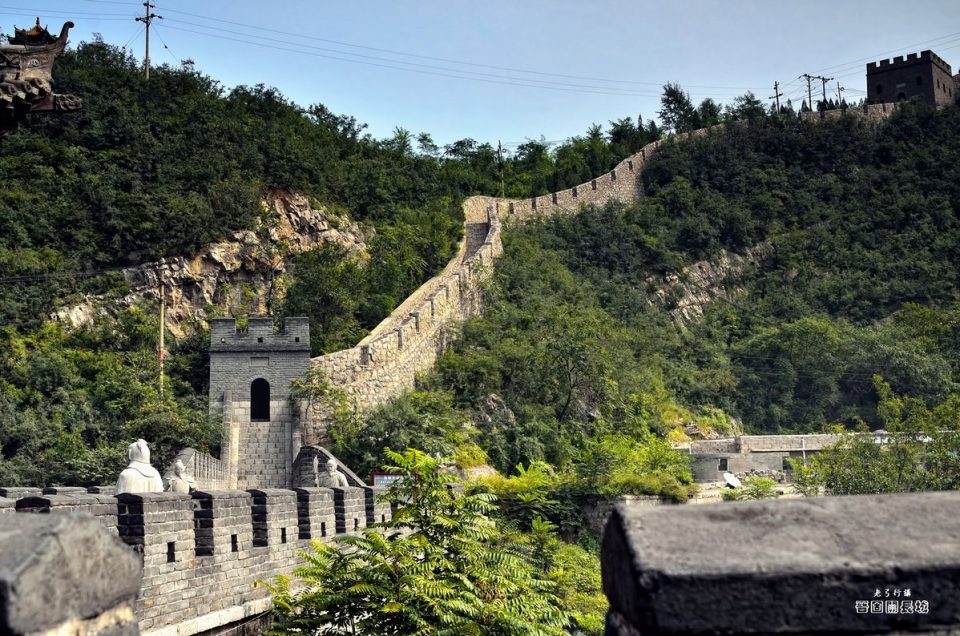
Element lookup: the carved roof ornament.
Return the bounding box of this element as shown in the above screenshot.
[12,18,59,45]
[0,19,82,137]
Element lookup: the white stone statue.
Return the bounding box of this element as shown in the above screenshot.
[315,457,349,488]
[164,459,197,494]
[116,439,164,494]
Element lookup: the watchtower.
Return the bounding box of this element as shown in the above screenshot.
[209,317,310,488]
[867,50,955,106]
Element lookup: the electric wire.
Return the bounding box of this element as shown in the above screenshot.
[119,22,144,53]
[158,5,769,91]
[161,18,678,97]
[152,22,179,63]
[159,24,678,98]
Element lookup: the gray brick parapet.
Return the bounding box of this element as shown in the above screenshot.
[0,513,142,636]
[88,485,118,495]
[116,493,194,566]
[248,489,298,554]
[602,491,960,635]
[16,493,118,533]
[116,493,195,630]
[363,486,391,526]
[0,498,12,513]
[332,487,366,534]
[294,487,336,540]
[0,487,41,498]
[42,486,89,495]
[190,490,253,558]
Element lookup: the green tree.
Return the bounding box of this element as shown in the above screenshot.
[280,244,366,354]
[658,83,699,133]
[790,378,960,495]
[264,449,570,635]
[721,476,781,500]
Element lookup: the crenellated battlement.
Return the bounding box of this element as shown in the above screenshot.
[210,316,310,352]
[867,49,952,76]
[2,485,391,634]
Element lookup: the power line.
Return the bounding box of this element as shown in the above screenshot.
[161,19,671,97]
[0,266,129,285]
[159,24,680,99]
[0,4,133,17]
[119,23,145,53]
[810,31,960,74]
[158,6,768,91]
[151,22,179,63]
[1,10,131,22]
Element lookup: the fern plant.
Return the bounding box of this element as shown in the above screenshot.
[263,448,570,635]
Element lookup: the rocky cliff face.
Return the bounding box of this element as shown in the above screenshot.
[52,192,369,338]
[651,242,773,324]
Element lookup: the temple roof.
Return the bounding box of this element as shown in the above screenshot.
[11,18,57,46]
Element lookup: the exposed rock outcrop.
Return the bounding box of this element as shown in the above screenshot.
[52,192,368,338]
[651,241,773,323]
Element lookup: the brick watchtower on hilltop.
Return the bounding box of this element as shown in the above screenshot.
[209,317,310,489]
[867,50,955,106]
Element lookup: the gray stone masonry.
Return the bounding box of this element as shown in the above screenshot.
[116,492,195,631]
[209,317,310,489]
[867,50,955,107]
[16,493,118,533]
[333,487,366,534]
[602,490,960,635]
[363,486,392,526]
[0,487,41,498]
[0,513,141,636]
[190,490,253,558]
[0,486,380,634]
[88,485,117,495]
[42,486,89,495]
[294,487,337,541]
[247,489,298,560]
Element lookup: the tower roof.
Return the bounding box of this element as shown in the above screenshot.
[11,18,57,46]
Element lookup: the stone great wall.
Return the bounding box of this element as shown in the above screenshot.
[301,102,900,441]
[2,482,390,635]
[2,104,912,636]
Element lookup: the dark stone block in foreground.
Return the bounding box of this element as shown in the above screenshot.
[0,513,142,634]
[602,491,960,635]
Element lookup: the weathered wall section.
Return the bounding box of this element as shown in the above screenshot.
[302,141,663,441]
[303,206,503,442]
[1,486,391,635]
[303,109,905,441]
[603,490,960,634]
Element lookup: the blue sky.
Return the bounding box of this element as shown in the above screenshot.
[9,1,960,149]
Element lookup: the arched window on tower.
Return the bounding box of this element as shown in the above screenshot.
[251,378,270,421]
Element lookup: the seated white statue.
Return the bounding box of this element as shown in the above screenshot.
[116,439,164,494]
[316,458,349,488]
[164,459,197,494]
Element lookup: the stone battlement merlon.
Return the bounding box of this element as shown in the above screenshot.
[210,316,310,352]
[867,49,952,75]
[1,485,393,633]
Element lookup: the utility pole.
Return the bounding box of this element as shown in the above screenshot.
[158,278,165,396]
[497,140,505,198]
[135,2,163,79]
[800,74,814,111]
[769,80,784,113]
[836,82,846,106]
[818,75,834,105]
